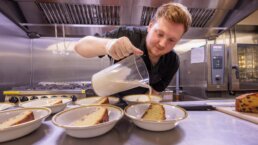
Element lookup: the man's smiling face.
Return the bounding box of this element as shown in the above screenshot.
[146,17,184,58]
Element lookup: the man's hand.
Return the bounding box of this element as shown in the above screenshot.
[105,37,143,60]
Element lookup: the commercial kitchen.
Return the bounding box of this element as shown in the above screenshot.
[0,0,258,145]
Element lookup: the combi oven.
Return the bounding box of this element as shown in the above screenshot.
[229,43,258,91]
[179,43,258,99]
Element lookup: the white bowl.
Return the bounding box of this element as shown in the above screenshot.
[52,104,124,138]
[125,103,187,131]
[123,94,162,105]
[20,98,72,114]
[0,107,51,142]
[0,102,15,111]
[75,96,119,106]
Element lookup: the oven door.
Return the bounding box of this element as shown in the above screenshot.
[229,43,258,91]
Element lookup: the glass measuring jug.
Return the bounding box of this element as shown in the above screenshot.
[92,55,149,96]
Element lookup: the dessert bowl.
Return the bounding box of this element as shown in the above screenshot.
[0,107,51,142]
[52,104,124,138]
[124,103,187,131]
[20,98,72,114]
[123,94,162,105]
[75,96,119,106]
[0,102,15,111]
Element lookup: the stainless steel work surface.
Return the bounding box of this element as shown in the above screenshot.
[1,111,258,145]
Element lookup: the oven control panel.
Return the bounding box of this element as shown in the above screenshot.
[210,44,225,85]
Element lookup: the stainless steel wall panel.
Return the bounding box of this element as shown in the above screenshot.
[178,50,209,98]
[0,12,30,88]
[31,37,110,84]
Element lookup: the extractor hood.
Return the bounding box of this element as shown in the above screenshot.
[0,0,257,39]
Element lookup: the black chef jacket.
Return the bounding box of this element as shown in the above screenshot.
[95,26,179,97]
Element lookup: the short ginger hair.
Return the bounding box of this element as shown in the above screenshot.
[152,2,192,33]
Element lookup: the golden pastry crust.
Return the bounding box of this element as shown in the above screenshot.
[0,111,35,129]
[142,103,166,121]
[13,111,34,125]
[49,99,63,105]
[95,97,109,105]
[235,93,258,113]
[70,107,109,127]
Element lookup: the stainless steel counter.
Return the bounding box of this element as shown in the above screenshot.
[1,110,258,145]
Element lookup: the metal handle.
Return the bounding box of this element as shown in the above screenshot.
[232,65,239,79]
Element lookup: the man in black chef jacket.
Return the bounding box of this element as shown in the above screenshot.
[74,2,192,99]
